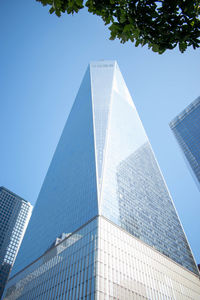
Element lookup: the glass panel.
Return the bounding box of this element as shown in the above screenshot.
[12,68,98,276]
[170,97,200,190]
[4,219,98,300]
[100,64,197,274]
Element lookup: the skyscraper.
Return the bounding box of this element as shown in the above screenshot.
[4,62,200,299]
[170,96,200,191]
[0,187,32,299]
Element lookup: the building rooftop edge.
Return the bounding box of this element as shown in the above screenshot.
[0,186,32,206]
[169,96,200,128]
[90,60,117,65]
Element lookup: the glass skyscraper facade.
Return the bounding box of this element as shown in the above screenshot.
[4,62,200,299]
[0,187,32,299]
[170,97,200,191]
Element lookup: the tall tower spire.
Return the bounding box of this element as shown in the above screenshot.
[4,61,200,300]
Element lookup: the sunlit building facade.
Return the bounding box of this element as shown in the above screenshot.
[0,187,32,299]
[170,97,200,191]
[4,62,200,299]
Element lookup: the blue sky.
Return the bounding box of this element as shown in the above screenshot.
[1,1,200,263]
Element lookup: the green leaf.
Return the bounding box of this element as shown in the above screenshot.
[179,41,187,52]
[76,0,83,6]
[152,44,160,52]
[119,11,127,23]
[49,6,55,14]
[135,39,141,47]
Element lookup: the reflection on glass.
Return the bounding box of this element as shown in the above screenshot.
[4,219,98,300]
[116,142,196,273]
[98,63,197,274]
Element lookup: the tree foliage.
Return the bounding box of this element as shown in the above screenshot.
[36,0,200,54]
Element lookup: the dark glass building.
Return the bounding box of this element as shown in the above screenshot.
[0,187,32,299]
[4,62,200,300]
[170,96,200,191]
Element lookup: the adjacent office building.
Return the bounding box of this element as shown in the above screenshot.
[170,96,200,190]
[0,187,32,299]
[4,62,200,299]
